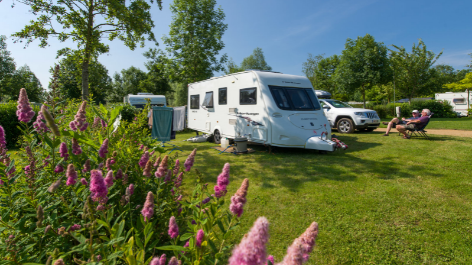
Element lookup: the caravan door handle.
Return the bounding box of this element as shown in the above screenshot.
[272,113,282,118]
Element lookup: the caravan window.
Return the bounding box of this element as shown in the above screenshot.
[202,92,214,108]
[240,88,257,105]
[269,86,321,111]
[453,98,466,105]
[190,95,200,109]
[219,88,227,105]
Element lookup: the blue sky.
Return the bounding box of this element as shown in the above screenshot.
[1,0,471,89]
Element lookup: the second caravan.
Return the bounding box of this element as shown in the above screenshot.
[187,70,339,152]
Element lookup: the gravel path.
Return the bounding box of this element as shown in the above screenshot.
[374,128,472,138]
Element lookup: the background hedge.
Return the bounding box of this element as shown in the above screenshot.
[351,100,456,118]
[0,102,40,149]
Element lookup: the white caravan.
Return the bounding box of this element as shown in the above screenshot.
[435,91,471,117]
[187,71,338,152]
[123,93,166,109]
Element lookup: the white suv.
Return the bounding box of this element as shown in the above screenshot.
[319,99,380,133]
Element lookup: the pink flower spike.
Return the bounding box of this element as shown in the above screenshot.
[54,164,64,173]
[59,142,69,160]
[196,229,204,247]
[116,168,123,179]
[139,151,150,168]
[129,184,134,195]
[267,255,275,265]
[66,164,78,186]
[184,149,196,171]
[98,139,109,158]
[228,217,270,265]
[33,110,48,134]
[72,138,82,155]
[150,257,160,265]
[168,216,179,239]
[16,88,36,123]
[159,254,166,265]
[80,178,88,186]
[141,192,154,222]
[105,170,114,187]
[82,159,91,173]
[230,178,249,217]
[168,257,178,265]
[173,159,180,175]
[0,125,6,149]
[89,170,108,202]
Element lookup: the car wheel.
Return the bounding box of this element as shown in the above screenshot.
[213,129,221,144]
[337,118,354,133]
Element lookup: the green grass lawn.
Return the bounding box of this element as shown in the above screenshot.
[379,117,472,130]
[171,131,472,264]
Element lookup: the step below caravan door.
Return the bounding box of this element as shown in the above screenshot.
[252,127,267,142]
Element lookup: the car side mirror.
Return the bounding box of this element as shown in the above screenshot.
[323,105,330,109]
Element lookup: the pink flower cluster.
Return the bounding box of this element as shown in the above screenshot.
[33,109,49,133]
[66,164,78,186]
[173,159,180,175]
[98,139,109,158]
[72,138,82,155]
[105,170,114,187]
[89,170,108,202]
[68,224,81,232]
[69,101,88,131]
[229,217,270,265]
[168,216,179,239]
[282,222,319,264]
[139,151,150,168]
[59,142,69,161]
[141,191,154,222]
[16,88,35,123]
[0,125,6,153]
[155,155,168,178]
[196,229,204,247]
[150,254,170,265]
[174,172,183,188]
[82,159,91,173]
[230,178,249,217]
[184,149,196,171]
[214,163,230,198]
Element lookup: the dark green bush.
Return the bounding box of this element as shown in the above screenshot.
[365,100,455,118]
[119,103,139,122]
[0,102,40,148]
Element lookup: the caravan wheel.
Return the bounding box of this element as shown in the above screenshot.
[213,129,221,144]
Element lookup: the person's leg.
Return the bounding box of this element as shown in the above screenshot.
[396,125,409,138]
[384,118,399,136]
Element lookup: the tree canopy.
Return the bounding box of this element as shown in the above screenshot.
[443,72,472,92]
[224,47,272,75]
[335,34,391,108]
[162,0,227,83]
[12,0,163,100]
[53,50,112,103]
[314,54,340,95]
[390,39,442,103]
[302,53,324,90]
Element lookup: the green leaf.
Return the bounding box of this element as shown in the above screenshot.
[217,220,226,234]
[91,104,106,121]
[107,237,125,246]
[144,231,154,246]
[105,251,124,260]
[155,245,187,251]
[180,233,194,241]
[207,238,218,253]
[135,234,144,249]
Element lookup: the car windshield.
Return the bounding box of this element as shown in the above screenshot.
[269,86,321,111]
[324,100,352,108]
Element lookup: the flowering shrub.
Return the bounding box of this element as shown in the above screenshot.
[0,87,320,264]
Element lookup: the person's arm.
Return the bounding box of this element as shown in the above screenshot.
[406,119,420,125]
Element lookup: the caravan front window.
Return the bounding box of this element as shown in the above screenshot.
[453,98,466,105]
[269,86,321,111]
[202,92,214,108]
[190,95,200,109]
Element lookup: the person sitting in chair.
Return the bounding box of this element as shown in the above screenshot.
[396,109,431,139]
[382,110,421,136]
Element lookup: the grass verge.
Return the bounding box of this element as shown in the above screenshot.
[379,117,472,130]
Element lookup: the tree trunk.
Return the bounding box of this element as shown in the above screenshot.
[81,0,95,101]
[362,85,366,109]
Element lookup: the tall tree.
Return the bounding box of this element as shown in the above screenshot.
[140,49,172,96]
[0,35,17,100]
[162,0,227,85]
[335,34,391,108]
[390,39,442,103]
[315,54,340,95]
[239,47,272,71]
[53,50,112,103]
[12,0,163,100]
[302,53,324,89]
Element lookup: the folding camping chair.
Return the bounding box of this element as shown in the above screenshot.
[406,113,433,140]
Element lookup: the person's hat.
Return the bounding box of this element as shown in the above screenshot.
[412,110,419,113]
